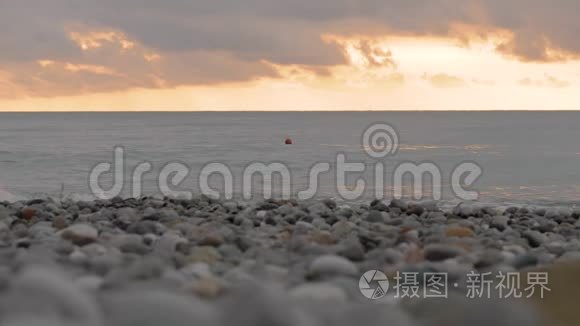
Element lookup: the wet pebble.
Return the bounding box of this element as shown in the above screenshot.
[60,224,98,246]
[308,255,358,279]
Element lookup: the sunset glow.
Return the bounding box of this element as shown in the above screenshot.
[1,1,579,111]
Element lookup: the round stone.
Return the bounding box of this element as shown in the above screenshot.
[60,224,98,246]
[19,207,36,220]
[424,244,465,262]
[5,266,103,326]
[102,290,217,326]
[366,210,383,223]
[289,282,347,302]
[308,255,358,279]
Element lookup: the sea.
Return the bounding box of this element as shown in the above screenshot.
[0,111,579,208]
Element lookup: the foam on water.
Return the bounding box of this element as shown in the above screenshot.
[0,186,24,202]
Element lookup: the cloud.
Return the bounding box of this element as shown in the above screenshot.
[472,79,496,86]
[518,74,570,88]
[2,0,580,97]
[353,40,396,68]
[422,73,466,88]
[4,1,580,64]
[0,70,24,99]
[0,26,280,97]
[385,72,405,86]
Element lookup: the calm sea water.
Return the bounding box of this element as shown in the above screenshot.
[0,112,579,206]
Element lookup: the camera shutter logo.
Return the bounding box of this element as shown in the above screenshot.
[359,270,390,300]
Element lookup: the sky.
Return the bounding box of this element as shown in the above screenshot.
[1,0,580,111]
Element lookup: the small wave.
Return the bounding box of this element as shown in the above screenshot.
[320,143,355,149]
[63,193,98,202]
[0,188,98,203]
[399,145,455,151]
[0,187,24,202]
[397,144,495,152]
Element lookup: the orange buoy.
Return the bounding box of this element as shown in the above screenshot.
[285,138,293,145]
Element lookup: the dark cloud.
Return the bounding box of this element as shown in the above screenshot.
[487,0,580,61]
[0,2,81,62]
[1,48,279,97]
[1,0,580,96]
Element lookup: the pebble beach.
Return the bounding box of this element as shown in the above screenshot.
[1,196,579,325]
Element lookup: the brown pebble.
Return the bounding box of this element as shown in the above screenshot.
[446,226,474,238]
[188,246,222,264]
[52,216,68,230]
[276,231,291,241]
[192,277,225,298]
[310,230,337,245]
[198,233,225,247]
[20,207,36,220]
[404,243,424,264]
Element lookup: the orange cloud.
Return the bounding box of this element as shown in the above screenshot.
[0,70,25,99]
[472,79,495,86]
[34,59,120,77]
[496,35,580,63]
[518,74,570,88]
[3,7,580,104]
[0,26,279,98]
[353,40,396,68]
[68,29,136,51]
[422,73,465,88]
[448,23,512,48]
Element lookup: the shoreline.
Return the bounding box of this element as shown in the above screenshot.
[2,192,579,210]
[1,196,579,325]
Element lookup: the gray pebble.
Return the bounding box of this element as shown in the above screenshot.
[522,230,546,248]
[490,215,509,231]
[366,210,383,223]
[308,255,358,279]
[60,224,98,246]
[390,199,409,210]
[402,293,544,326]
[337,238,366,261]
[0,266,103,326]
[102,290,217,326]
[424,244,465,262]
[289,282,348,302]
